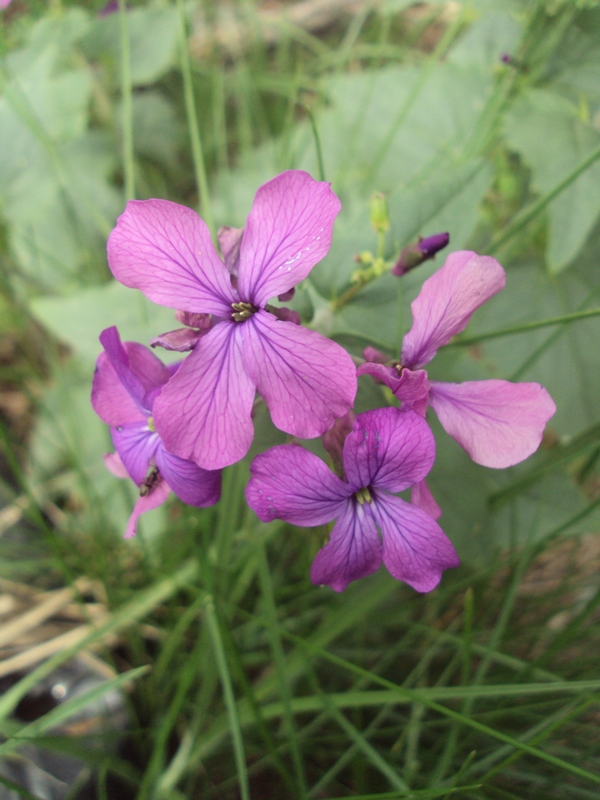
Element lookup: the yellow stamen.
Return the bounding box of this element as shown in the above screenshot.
[147,417,156,432]
[356,487,372,505]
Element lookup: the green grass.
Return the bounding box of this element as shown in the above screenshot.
[1,0,600,798]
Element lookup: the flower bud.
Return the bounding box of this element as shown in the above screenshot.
[369,192,389,234]
[392,232,449,276]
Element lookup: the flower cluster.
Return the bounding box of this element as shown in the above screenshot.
[92,170,556,593]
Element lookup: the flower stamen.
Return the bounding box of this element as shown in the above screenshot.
[355,487,372,505]
[231,302,258,322]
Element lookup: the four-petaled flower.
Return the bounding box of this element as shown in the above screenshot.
[107,170,357,470]
[245,408,459,593]
[358,251,556,519]
[91,326,221,538]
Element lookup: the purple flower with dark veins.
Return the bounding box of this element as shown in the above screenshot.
[246,407,459,593]
[107,170,357,470]
[359,251,556,519]
[91,326,221,538]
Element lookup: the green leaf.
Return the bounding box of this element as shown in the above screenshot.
[504,89,600,273]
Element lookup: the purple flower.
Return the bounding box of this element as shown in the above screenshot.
[358,251,556,516]
[91,326,221,538]
[107,170,357,470]
[393,233,450,276]
[245,407,459,593]
[0,0,13,9]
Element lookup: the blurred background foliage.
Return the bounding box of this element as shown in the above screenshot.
[2,0,600,798]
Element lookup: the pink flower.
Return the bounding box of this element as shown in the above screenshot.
[107,170,357,470]
[246,407,459,593]
[91,327,221,538]
[358,251,556,518]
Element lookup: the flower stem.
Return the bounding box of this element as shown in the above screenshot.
[488,141,600,255]
[176,0,215,236]
[119,0,135,201]
[304,105,326,182]
[449,306,600,347]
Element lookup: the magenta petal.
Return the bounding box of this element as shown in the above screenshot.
[267,306,301,325]
[107,199,237,316]
[411,479,442,520]
[342,408,436,494]
[150,327,205,352]
[103,452,129,479]
[154,445,221,507]
[217,225,244,276]
[246,444,352,525]
[278,287,295,302]
[322,410,356,477]
[372,492,459,592]
[362,347,389,365]
[311,502,382,592]
[428,379,556,468]
[124,481,171,539]
[401,251,506,369]
[175,311,212,330]
[153,321,255,470]
[242,310,357,439]
[357,363,429,416]
[111,423,160,485]
[92,352,145,427]
[237,171,342,307]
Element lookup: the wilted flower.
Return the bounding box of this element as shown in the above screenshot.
[246,407,459,593]
[392,232,450,276]
[107,170,357,470]
[359,251,556,517]
[91,326,221,538]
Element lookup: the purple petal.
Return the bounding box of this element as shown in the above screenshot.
[153,321,255,470]
[242,310,357,439]
[237,171,341,307]
[278,287,295,302]
[401,251,506,369]
[322,410,356,477]
[103,452,129,479]
[428,379,556,468]
[357,363,429,416]
[372,492,459,592]
[310,502,382,592]
[175,310,212,330]
[342,407,435,494]
[266,305,302,325]
[362,347,389,365]
[124,481,171,539]
[218,226,244,276]
[154,445,221,507]
[246,444,352,526]
[150,327,205,352]
[92,352,145,427]
[111,423,160,485]
[107,199,237,317]
[411,479,442,520]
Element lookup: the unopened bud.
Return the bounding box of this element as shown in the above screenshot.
[392,232,449,276]
[369,192,389,234]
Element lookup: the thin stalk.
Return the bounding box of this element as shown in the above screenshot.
[176,0,214,235]
[305,105,326,182]
[448,306,600,348]
[119,0,135,201]
[488,141,600,255]
[204,597,251,800]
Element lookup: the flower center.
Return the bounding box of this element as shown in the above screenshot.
[147,416,156,432]
[231,302,258,322]
[355,487,372,505]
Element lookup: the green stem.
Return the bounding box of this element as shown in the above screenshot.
[204,598,251,800]
[448,306,600,347]
[488,141,600,255]
[119,0,135,201]
[176,0,214,235]
[304,105,326,182]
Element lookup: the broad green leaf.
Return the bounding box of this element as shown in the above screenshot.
[504,89,600,273]
[81,8,179,87]
[30,280,179,365]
